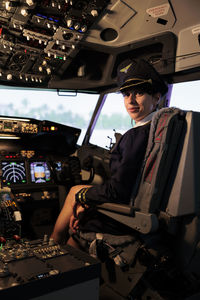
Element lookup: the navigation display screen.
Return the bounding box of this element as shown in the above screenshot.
[30,162,51,183]
[1,161,27,185]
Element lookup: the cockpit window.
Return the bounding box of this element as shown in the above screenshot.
[0,86,99,145]
[89,92,132,149]
[170,80,200,111]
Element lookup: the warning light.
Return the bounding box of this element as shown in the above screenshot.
[51,126,55,131]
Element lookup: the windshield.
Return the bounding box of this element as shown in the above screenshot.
[0,80,199,149]
[0,86,99,145]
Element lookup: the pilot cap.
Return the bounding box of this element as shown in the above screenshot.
[117,58,168,96]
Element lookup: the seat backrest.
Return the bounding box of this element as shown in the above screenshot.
[134,109,200,220]
[166,111,200,216]
[133,107,186,214]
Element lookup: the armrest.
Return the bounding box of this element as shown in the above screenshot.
[97,203,159,234]
[97,202,135,215]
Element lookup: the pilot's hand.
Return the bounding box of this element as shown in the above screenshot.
[69,204,85,233]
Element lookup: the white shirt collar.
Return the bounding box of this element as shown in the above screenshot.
[133,111,157,128]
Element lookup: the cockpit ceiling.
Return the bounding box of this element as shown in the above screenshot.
[0,0,199,92]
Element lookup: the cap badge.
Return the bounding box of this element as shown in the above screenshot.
[120,63,132,73]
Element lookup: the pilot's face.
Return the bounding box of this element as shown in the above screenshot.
[123,88,160,123]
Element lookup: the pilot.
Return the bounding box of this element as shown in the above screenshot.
[51,58,168,247]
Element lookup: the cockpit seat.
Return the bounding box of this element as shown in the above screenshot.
[98,107,186,234]
[96,107,200,299]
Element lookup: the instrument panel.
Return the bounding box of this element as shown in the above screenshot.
[0,115,82,241]
[0,115,82,188]
[0,157,81,187]
[0,154,82,190]
[0,238,100,300]
[0,117,38,134]
[1,159,52,185]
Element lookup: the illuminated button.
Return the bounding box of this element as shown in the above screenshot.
[26,0,34,5]
[0,237,6,243]
[46,68,51,75]
[81,25,87,33]
[66,19,73,27]
[49,269,59,276]
[5,2,11,11]
[21,8,28,17]
[91,9,98,17]
[7,74,12,80]
[74,23,80,30]
[13,235,21,241]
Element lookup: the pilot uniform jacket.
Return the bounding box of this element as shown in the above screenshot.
[78,121,151,234]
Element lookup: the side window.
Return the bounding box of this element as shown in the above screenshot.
[170,80,200,111]
[89,92,132,149]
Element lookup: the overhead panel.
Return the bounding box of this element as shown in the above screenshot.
[176,25,200,72]
[103,0,137,29]
[86,0,176,47]
[0,0,110,89]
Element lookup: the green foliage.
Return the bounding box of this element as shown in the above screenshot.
[0,102,130,130]
[95,113,131,129]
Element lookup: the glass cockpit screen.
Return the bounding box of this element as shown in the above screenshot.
[30,162,51,183]
[1,161,26,184]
